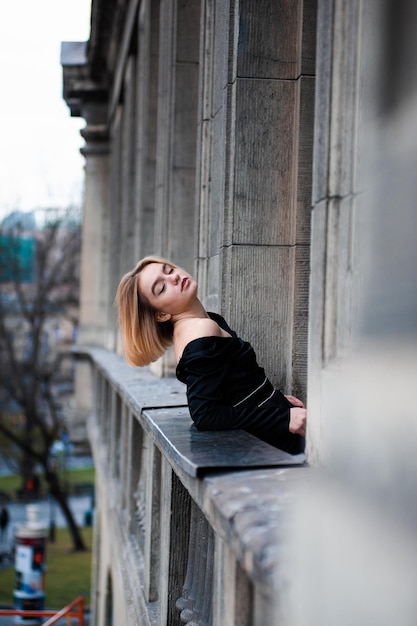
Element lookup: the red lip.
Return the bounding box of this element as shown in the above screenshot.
[181,277,188,291]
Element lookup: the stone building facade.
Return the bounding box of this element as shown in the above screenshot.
[62,1,417,625]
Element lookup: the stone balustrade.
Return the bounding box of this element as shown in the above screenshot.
[80,347,307,625]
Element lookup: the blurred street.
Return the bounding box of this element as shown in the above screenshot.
[0,455,93,478]
[0,496,93,625]
[0,494,94,558]
[0,455,93,624]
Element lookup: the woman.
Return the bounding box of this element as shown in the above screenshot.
[116,256,306,454]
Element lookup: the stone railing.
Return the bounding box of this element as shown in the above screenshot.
[80,348,307,626]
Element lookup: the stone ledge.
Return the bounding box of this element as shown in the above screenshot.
[81,346,309,594]
[72,346,187,409]
[202,466,308,593]
[142,406,305,477]
[75,346,305,476]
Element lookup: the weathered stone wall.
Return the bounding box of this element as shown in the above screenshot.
[287,1,417,624]
[196,0,316,399]
[62,0,417,624]
[63,0,315,389]
[307,0,374,462]
[80,347,307,626]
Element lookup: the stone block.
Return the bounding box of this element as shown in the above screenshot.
[296,75,315,245]
[173,61,199,169]
[176,0,201,63]
[169,166,197,270]
[320,195,358,364]
[291,243,310,400]
[226,78,297,246]
[306,198,326,463]
[312,0,333,205]
[209,105,227,254]
[212,0,230,114]
[222,245,295,391]
[328,0,361,199]
[301,0,318,76]
[205,252,221,313]
[236,0,302,80]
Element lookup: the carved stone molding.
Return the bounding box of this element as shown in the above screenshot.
[176,501,214,626]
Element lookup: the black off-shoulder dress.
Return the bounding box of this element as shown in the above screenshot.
[176,312,304,454]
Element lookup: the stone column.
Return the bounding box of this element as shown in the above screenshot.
[196,0,316,398]
[154,0,200,273]
[307,0,373,461]
[134,0,160,260]
[78,121,111,347]
[287,2,417,623]
[152,0,201,376]
[74,118,111,422]
[61,42,111,431]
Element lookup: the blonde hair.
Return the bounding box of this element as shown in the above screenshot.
[116,256,176,366]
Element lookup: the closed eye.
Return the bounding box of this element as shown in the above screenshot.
[155,264,174,295]
[159,265,173,293]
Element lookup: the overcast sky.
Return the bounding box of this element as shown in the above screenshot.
[0,0,92,219]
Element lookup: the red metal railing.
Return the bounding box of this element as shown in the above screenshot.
[0,594,85,625]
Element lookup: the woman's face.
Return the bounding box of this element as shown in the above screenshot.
[137,262,197,318]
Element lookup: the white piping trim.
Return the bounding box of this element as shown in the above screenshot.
[233,377,268,408]
[257,388,275,407]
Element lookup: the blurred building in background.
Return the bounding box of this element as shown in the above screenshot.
[62,1,417,624]
[0,208,83,462]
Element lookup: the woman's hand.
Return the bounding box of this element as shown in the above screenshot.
[289,407,307,436]
[285,394,304,408]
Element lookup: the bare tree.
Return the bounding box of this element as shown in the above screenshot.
[0,209,86,551]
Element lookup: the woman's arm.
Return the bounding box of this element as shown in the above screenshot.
[289,407,307,436]
[285,394,304,408]
[285,395,307,435]
[191,401,251,431]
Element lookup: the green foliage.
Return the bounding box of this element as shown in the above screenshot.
[0,474,21,498]
[0,467,95,500]
[65,467,95,490]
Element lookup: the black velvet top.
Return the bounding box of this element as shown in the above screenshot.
[176,312,304,454]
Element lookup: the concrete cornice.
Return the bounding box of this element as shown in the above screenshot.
[80,124,110,156]
[61,41,108,119]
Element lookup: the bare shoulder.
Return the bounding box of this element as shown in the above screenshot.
[174,317,231,360]
[182,317,231,342]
